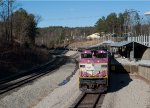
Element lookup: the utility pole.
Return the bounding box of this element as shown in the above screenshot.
[7,0,10,42]
[144,11,150,47]
[10,0,13,43]
[7,0,13,43]
[124,9,139,60]
[144,11,150,34]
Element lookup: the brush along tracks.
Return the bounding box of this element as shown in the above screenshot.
[0,55,77,98]
[72,92,105,108]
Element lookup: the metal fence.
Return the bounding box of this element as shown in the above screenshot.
[127,35,150,47]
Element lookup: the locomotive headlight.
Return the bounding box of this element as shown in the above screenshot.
[101,65,107,77]
[101,70,107,76]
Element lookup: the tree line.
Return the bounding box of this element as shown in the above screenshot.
[35,26,96,48]
[1,1,150,49]
[0,0,95,48]
[0,0,38,47]
[95,9,150,37]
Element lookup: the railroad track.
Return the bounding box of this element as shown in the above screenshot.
[0,56,68,97]
[72,93,105,108]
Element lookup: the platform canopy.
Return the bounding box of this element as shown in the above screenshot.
[110,41,131,47]
[102,40,114,44]
[110,41,148,47]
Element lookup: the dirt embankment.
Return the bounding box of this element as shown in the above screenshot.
[69,37,125,49]
[0,46,51,79]
[69,39,102,48]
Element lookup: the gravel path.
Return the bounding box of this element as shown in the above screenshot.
[0,51,78,108]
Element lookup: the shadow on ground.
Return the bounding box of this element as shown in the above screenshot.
[107,58,133,93]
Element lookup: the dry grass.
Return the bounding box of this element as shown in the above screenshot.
[69,37,125,48]
[0,45,51,78]
[69,39,103,48]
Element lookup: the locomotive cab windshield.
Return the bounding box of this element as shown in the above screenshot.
[81,50,92,58]
[91,50,107,58]
[81,53,92,58]
[95,53,107,58]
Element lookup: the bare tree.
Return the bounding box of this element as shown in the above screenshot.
[12,8,39,46]
[0,0,15,44]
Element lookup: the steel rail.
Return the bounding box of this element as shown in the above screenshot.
[0,56,70,97]
[72,93,103,108]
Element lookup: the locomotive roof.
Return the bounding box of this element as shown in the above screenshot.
[81,49,107,54]
[81,50,92,54]
[94,50,107,53]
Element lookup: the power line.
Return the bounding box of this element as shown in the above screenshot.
[44,16,100,21]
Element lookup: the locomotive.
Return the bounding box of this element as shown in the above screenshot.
[79,49,109,93]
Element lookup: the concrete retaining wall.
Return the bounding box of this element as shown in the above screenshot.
[110,64,138,73]
[138,65,150,81]
[139,47,150,81]
[111,63,150,81]
[123,65,138,74]
[111,57,150,81]
[142,48,150,60]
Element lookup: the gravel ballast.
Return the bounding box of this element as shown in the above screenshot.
[34,70,81,108]
[0,50,150,108]
[0,51,78,108]
[34,73,150,108]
